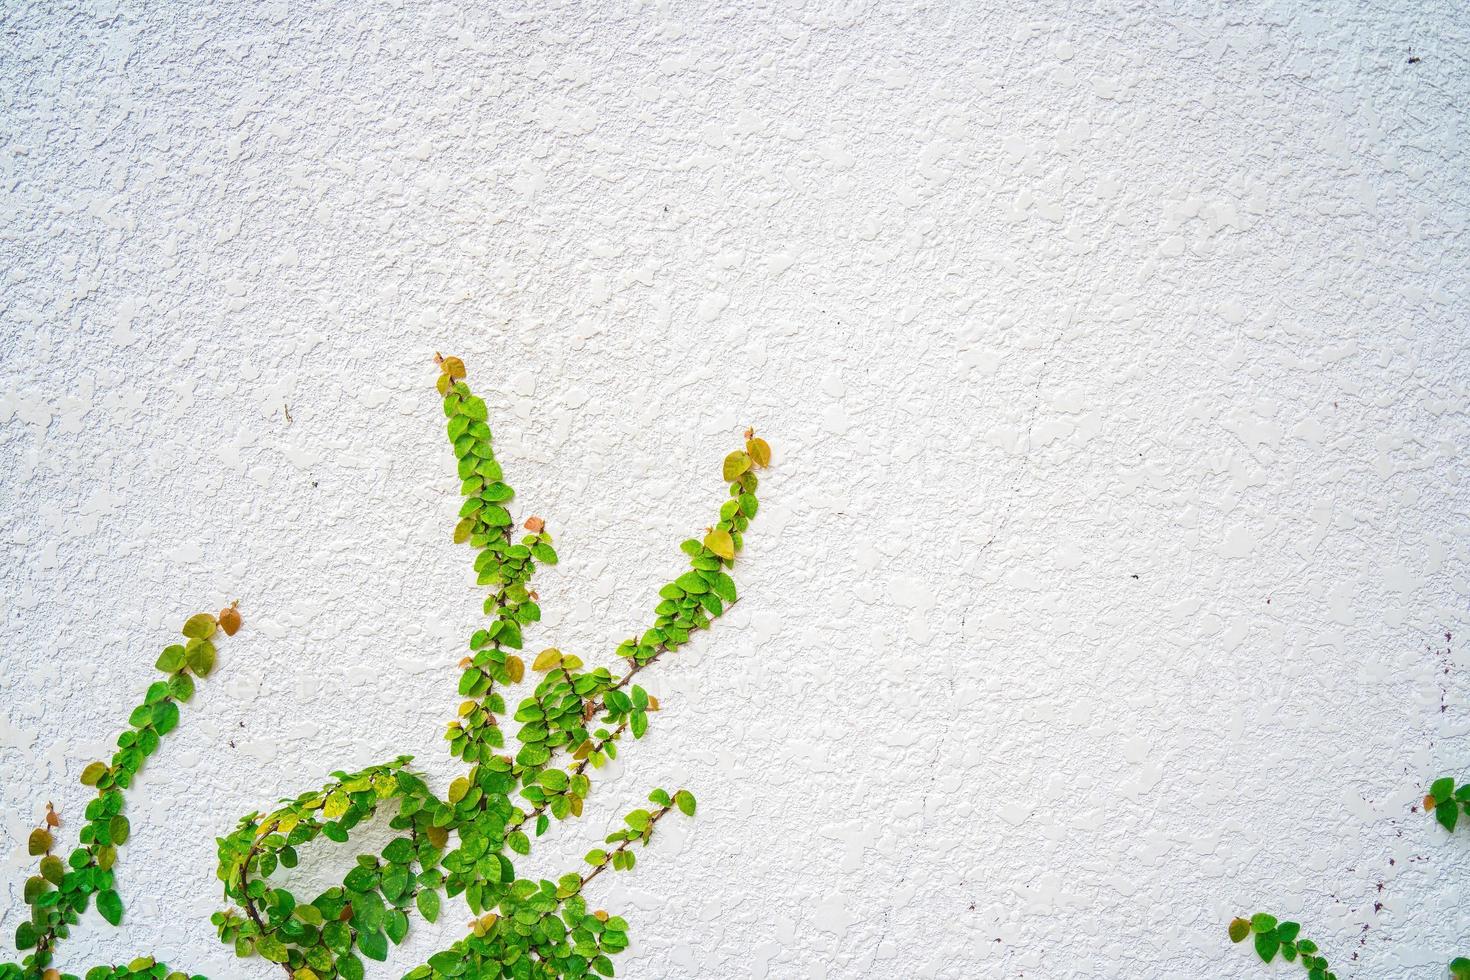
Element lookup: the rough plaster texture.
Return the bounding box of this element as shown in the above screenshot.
[2,2,1469,978]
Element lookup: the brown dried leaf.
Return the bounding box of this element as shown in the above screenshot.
[218,603,242,636]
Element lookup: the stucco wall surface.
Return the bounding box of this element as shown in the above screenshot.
[2,2,1469,978]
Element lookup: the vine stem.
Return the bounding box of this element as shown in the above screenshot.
[237,816,294,977]
[582,802,674,889]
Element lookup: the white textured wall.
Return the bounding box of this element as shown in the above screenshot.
[2,3,1469,978]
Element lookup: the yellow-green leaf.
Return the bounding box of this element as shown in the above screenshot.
[322,790,349,818]
[453,517,474,544]
[448,777,470,804]
[27,828,51,855]
[186,639,216,677]
[746,436,772,468]
[80,761,107,786]
[182,613,217,640]
[39,855,64,885]
[532,648,562,672]
[722,451,751,482]
[703,528,735,560]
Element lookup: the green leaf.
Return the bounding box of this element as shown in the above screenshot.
[708,571,737,604]
[358,928,389,961]
[14,921,37,950]
[1254,930,1279,963]
[1432,777,1456,804]
[675,572,708,595]
[97,887,124,925]
[155,645,186,672]
[152,698,180,735]
[625,808,651,831]
[386,908,409,944]
[416,887,440,923]
[1439,799,1460,832]
[1276,921,1300,943]
[674,790,696,817]
[1250,913,1277,933]
[168,672,196,702]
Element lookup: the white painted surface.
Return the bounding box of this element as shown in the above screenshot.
[2,3,1469,977]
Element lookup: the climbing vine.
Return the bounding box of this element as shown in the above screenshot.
[1231,773,1470,979]
[3,355,772,980]
[3,608,239,980]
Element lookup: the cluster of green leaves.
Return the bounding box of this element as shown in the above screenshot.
[1228,915,1335,979]
[1424,776,1470,833]
[403,790,691,978]
[212,756,445,976]
[1234,771,1470,979]
[205,355,770,979]
[2,606,240,980]
[1427,777,1470,978]
[1,357,769,980]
